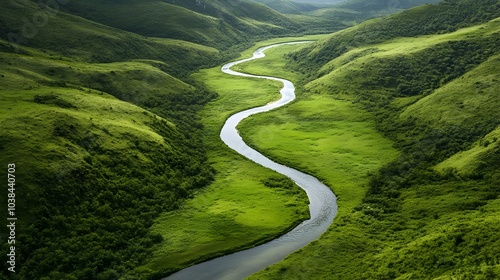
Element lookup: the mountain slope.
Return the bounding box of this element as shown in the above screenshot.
[293,0,500,78]
[60,0,300,49]
[252,0,322,14]
[0,0,221,76]
[0,1,220,279]
[248,1,500,279]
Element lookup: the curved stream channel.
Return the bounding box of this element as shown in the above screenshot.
[164,42,337,280]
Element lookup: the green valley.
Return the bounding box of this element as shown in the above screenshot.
[245,1,500,279]
[1,0,500,279]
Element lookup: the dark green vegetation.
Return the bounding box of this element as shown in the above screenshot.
[0,1,334,279]
[252,0,325,14]
[3,0,498,279]
[1,0,220,279]
[59,0,299,49]
[246,1,500,279]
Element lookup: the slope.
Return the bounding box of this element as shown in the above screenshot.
[60,0,300,49]
[305,0,441,27]
[0,44,216,279]
[293,0,500,78]
[0,1,220,279]
[252,0,322,14]
[246,2,500,279]
[1,0,221,76]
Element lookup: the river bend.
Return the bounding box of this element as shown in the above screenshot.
[164,42,337,280]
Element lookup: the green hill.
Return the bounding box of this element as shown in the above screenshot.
[0,0,221,75]
[60,0,300,49]
[0,44,216,280]
[0,1,220,279]
[3,0,499,278]
[252,0,322,14]
[306,0,441,26]
[247,1,500,279]
[293,0,500,77]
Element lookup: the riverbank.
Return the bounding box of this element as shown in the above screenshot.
[136,37,318,278]
[137,34,396,278]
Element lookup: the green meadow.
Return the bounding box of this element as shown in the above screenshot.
[140,38,322,277]
[235,41,398,224]
[239,95,398,215]
[247,5,500,280]
[142,35,399,277]
[2,0,499,279]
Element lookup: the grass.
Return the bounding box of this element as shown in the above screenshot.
[1,0,220,73]
[435,126,500,176]
[400,53,500,127]
[246,11,500,280]
[316,18,500,76]
[139,39,316,276]
[140,35,398,278]
[239,95,398,216]
[0,28,219,279]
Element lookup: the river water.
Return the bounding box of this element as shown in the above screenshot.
[163,42,337,280]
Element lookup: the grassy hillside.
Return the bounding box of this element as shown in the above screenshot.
[0,46,215,279]
[292,0,500,78]
[60,0,300,49]
[0,0,221,76]
[0,1,221,279]
[247,2,500,279]
[305,0,440,27]
[252,0,323,14]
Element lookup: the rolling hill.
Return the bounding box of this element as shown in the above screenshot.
[247,0,500,279]
[0,1,222,279]
[3,0,499,279]
[304,0,441,25]
[252,0,323,14]
[59,0,300,49]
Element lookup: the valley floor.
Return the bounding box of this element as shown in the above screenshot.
[141,35,398,278]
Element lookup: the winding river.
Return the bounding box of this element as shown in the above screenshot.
[164,42,337,280]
